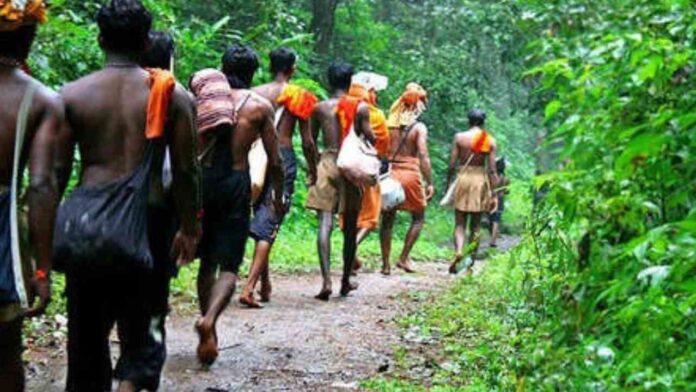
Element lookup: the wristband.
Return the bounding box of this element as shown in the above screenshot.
[35,269,49,281]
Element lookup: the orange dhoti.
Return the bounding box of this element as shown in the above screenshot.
[356,184,381,230]
[391,157,426,214]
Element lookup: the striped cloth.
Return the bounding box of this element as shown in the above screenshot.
[190,69,237,134]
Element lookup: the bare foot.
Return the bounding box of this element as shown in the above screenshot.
[195,318,219,366]
[315,287,332,301]
[239,293,263,309]
[381,264,391,276]
[353,257,362,272]
[490,243,498,248]
[259,280,272,303]
[117,381,136,392]
[396,260,416,273]
[340,281,359,296]
[449,253,463,274]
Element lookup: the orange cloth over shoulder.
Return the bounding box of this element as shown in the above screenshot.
[277,84,318,121]
[471,128,493,154]
[146,69,176,140]
[336,84,369,142]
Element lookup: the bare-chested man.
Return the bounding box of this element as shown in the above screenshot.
[0,3,63,390]
[194,45,284,364]
[55,1,200,390]
[305,61,357,300]
[446,109,498,274]
[380,83,434,274]
[239,47,318,308]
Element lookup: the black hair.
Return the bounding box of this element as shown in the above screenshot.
[269,47,296,75]
[96,0,152,53]
[141,31,175,69]
[468,109,486,127]
[222,45,259,89]
[327,60,354,91]
[0,25,37,61]
[496,157,506,174]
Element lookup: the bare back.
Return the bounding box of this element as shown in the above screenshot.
[61,68,153,187]
[0,70,59,187]
[227,90,276,171]
[311,98,341,151]
[454,127,497,167]
[253,81,296,148]
[388,122,426,159]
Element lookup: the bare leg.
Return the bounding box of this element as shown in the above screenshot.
[352,227,372,273]
[397,212,424,273]
[240,241,271,308]
[449,211,467,274]
[196,269,237,365]
[379,210,397,275]
[490,221,500,247]
[117,381,136,392]
[259,255,272,302]
[469,212,483,261]
[341,183,361,296]
[315,211,334,301]
[197,257,217,315]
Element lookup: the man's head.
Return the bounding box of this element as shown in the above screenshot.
[96,0,152,55]
[142,31,175,70]
[468,109,486,127]
[269,47,296,78]
[0,0,46,62]
[0,24,37,62]
[327,60,354,92]
[222,45,259,89]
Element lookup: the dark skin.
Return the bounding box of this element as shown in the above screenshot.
[379,122,434,275]
[0,55,63,392]
[307,89,344,300]
[340,101,376,296]
[445,125,498,274]
[239,67,318,307]
[196,87,283,359]
[56,42,200,392]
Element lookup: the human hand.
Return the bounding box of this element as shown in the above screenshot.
[24,272,51,318]
[425,185,435,201]
[307,173,317,187]
[171,230,199,268]
[489,197,499,213]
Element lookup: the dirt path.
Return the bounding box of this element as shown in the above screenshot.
[27,236,518,391]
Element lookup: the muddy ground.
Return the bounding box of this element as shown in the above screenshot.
[26,236,518,391]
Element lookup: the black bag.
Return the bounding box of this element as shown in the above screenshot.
[53,142,162,273]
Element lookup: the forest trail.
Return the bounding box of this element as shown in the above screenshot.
[27,236,519,392]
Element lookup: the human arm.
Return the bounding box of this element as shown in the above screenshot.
[416,124,434,201]
[355,103,376,145]
[299,117,318,186]
[260,103,285,213]
[487,142,499,212]
[168,86,201,266]
[25,94,64,317]
[446,135,459,190]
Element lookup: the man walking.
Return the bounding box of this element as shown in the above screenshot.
[446,109,499,274]
[55,1,200,389]
[239,47,318,307]
[0,2,63,390]
[379,83,433,274]
[194,45,284,363]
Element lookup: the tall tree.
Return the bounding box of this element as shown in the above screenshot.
[310,0,339,57]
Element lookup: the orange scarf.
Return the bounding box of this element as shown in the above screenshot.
[0,0,46,31]
[471,128,493,154]
[277,84,318,121]
[145,68,176,140]
[336,84,388,153]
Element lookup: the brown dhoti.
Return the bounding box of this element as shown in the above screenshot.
[453,166,491,212]
[306,150,342,213]
[392,157,426,214]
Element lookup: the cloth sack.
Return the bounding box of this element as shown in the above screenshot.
[337,126,380,187]
[380,172,405,211]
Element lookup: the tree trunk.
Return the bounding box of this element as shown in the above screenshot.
[310,0,339,56]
